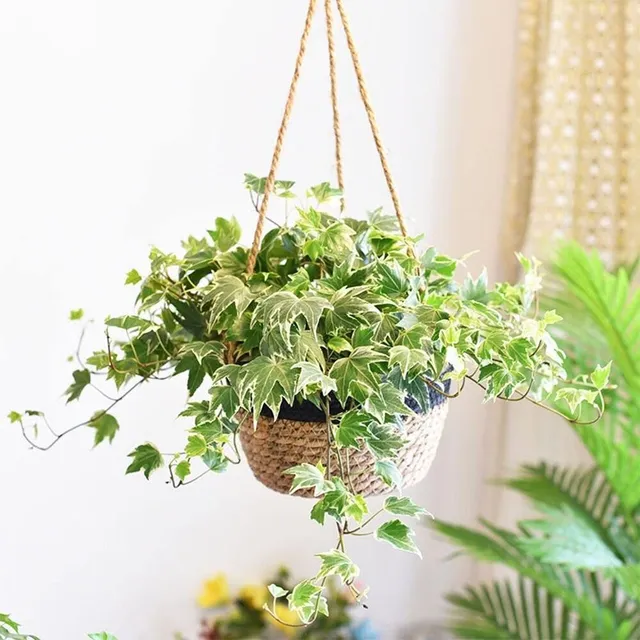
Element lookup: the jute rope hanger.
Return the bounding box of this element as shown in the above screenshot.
[246,0,409,276]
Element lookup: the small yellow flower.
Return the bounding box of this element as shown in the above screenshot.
[238,584,269,610]
[267,603,300,638]
[197,573,231,609]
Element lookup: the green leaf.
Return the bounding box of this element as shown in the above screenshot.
[308,182,342,203]
[610,565,640,600]
[334,411,371,448]
[376,261,409,296]
[268,584,288,599]
[327,336,352,353]
[88,412,119,446]
[304,238,324,261]
[69,308,84,321]
[244,173,267,194]
[125,443,164,479]
[208,385,238,420]
[65,369,91,403]
[375,519,422,557]
[590,361,612,391]
[517,506,623,569]
[185,433,208,457]
[293,362,337,396]
[364,383,410,422]
[205,275,253,327]
[555,388,598,415]
[375,460,403,489]
[125,269,142,285]
[202,448,228,472]
[287,581,327,624]
[88,633,118,640]
[253,291,332,344]
[175,460,191,482]
[284,462,334,497]
[105,315,152,330]
[388,345,430,378]
[316,550,359,583]
[326,287,380,333]
[310,479,367,524]
[238,356,298,422]
[209,216,242,252]
[7,411,22,424]
[329,347,386,405]
[0,614,20,633]
[461,269,489,302]
[365,423,406,459]
[384,496,428,519]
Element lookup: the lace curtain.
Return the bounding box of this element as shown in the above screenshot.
[503,0,640,269]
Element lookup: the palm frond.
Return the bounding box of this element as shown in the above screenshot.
[502,463,640,564]
[432,520,631,637]
[447,576,608,640]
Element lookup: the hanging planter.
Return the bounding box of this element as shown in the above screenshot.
[11,0,607,628]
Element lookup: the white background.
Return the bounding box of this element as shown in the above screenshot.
[0,1,521,638]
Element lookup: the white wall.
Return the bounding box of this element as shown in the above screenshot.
[0,2,518,638]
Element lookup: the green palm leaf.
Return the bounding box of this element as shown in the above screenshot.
[502,463,640,564]
[447,577,580,640]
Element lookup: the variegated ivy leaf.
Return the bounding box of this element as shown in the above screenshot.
[285,462,334,497]
[65,369,91,403]
[555,388,598,415]
[236,356,299,422]
[310,478,368,524]
[268,584,288,599]
[590,361,612,391]
[318,222,356,261]
[325,287,381,332]
[293,362,337,396]
[334,411,371,448]
[329,347,386,405]
[178,341,226,365]
[287,581,328,623]
[388,345,431,378]
[364,383,410,422]
[375,459,404,489]
[384,496,428,519]
[88,412,119,446]
[365,423,406,460]
[252,291,332,344]
[125,443,164,479]
[316,550,360,583]
[375,519,422,557]
[375,261,409,297]
[204,275,253,327]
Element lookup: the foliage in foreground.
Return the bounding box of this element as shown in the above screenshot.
[9,177,604,624]
[191,566,376,639]
[0,614,115,640]
[434,244,640,639]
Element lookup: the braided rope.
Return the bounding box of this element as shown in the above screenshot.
[247,0,412,277]
[334,0,410,242]
[324,0,345,213]
[246,0,318,276]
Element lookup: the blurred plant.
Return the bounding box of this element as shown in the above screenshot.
[433,243,640,639]
[0,614,116,640]
[194,566,376,639]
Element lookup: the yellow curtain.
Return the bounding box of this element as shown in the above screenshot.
[504,0,640,269]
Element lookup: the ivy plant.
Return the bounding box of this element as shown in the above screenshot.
[10,175,605,626]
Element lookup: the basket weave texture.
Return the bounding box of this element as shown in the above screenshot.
[239,402,449,497]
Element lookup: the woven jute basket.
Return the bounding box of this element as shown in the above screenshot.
[239,391,449,497]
